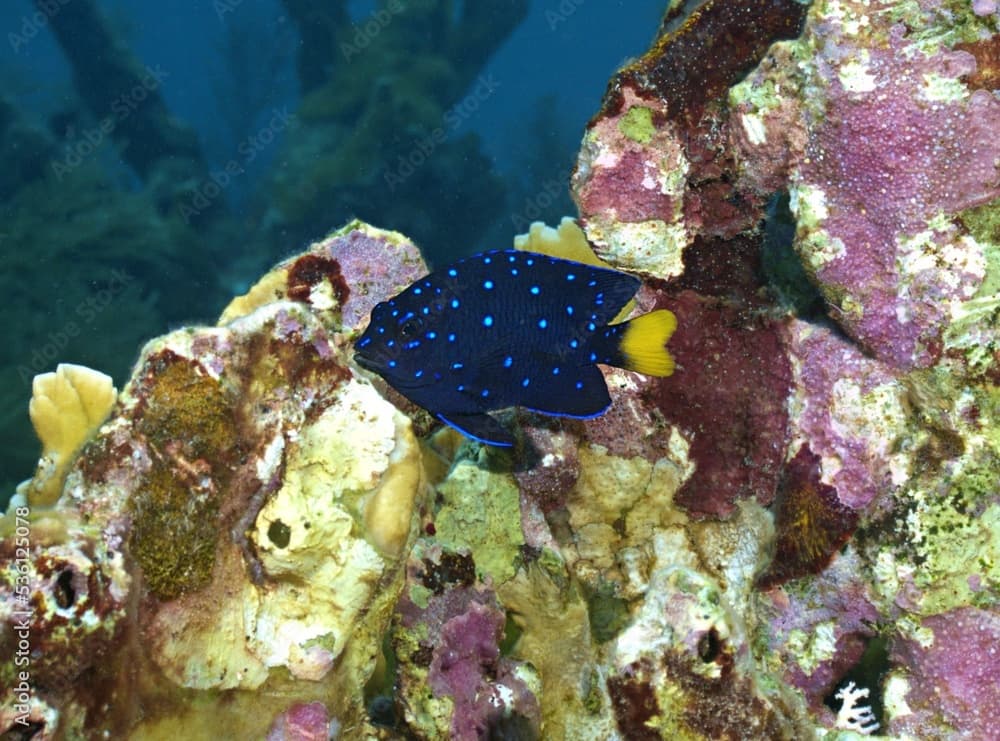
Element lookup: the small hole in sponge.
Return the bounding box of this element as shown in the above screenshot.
[267,520,292,548]
[697,627,722,663]
[55,569,76,609]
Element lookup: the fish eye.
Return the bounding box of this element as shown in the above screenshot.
[399,318,421,337]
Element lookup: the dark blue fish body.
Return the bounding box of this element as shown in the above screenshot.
[354,249,675,446]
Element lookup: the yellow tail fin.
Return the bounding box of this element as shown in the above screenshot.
[618,309,677,377]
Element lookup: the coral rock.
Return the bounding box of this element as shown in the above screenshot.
[22,364,117,506]
[2,222,426,738]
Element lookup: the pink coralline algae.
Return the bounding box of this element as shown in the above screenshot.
[393,545,542,741]
[781,321,907,511]
[891,607,1000,738]
[266,702,336,741]
[733,3,1000,369]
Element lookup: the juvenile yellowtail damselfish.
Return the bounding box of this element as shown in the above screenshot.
[354,249,676,446]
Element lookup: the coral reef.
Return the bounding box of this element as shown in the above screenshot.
[3,0,999,738]
[21,364,117,507]
[2,224,427,738]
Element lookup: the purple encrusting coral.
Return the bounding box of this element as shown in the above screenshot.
[782,321,906,510]
[890,607,1000,738]
[733,2,1000,369]
[394,546,541,741]
[797,38,995,368]
[650,290,792,518]
[266,702,335,741]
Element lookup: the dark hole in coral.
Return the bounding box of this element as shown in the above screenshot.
[267,519,291,548]
[55,569,76,609]
[823,634,889,730]
[485,712,539,741]
[498,610,524,657]
[1,721,46,740]
[364,632,399,729]
[583,583,631,644]
[367,695,396,729]
[420,551,476,594]
[697,627,722,663]
[762,191,826,319]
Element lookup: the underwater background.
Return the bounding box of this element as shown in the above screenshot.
[4,0,1000,737]
[0,0,664,500]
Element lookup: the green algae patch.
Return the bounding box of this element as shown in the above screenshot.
[129,353,237,600]
[128,462,222,600]
[618,105,656,144]
[433,452,524,585]
[136,353,237,457]
[959,199,1000,301]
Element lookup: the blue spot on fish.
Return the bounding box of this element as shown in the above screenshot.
[484,280,494,290]
[538,318,548,329]
[483,315,494,327]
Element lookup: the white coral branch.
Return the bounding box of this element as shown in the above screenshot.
[834,681,880,735]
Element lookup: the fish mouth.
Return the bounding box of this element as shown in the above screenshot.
[353,353,384,373]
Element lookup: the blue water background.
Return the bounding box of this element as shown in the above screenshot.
[0,0,664,498]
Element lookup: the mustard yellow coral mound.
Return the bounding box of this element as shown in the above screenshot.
[24,363,117,506]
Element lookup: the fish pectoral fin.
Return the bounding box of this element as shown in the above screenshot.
[437,412,515,447]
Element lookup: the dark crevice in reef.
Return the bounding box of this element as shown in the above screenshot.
[823,633,890,730]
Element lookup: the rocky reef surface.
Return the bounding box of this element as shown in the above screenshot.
[3,0,999,739]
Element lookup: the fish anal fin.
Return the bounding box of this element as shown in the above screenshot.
[519,364,611,419]
[437,412,515,447]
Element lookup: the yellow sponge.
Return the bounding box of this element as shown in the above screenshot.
[25,363,117,506]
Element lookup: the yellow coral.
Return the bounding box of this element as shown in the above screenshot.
[24,363,117,506]
[514,216,611,267]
